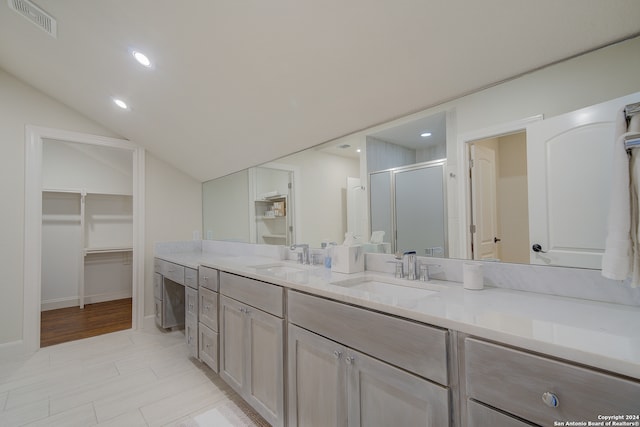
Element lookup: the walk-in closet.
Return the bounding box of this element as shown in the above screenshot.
[40,139,134,346]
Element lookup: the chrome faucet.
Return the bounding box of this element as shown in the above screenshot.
[403,251,417,280]
[290,243,310,265]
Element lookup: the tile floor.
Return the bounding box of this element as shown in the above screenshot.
[0,327,265,426]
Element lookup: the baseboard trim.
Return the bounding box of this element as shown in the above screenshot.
[0,339,29,358]
[142,314,157,331]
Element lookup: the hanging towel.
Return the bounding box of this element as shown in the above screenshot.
[602,110,640,286]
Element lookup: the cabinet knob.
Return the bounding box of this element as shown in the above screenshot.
[542,392,559,408]
[345,356,355,365]
[333,350,342,359]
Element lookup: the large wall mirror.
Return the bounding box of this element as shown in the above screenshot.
[202,36,640,270]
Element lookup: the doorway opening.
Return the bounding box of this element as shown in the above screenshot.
[468,131,529,263]
[24,126,144,354]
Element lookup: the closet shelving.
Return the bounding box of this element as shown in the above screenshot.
[42,188,133,309]
[255,195,289,244]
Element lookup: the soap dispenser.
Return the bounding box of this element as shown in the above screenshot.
[322,241,336,268]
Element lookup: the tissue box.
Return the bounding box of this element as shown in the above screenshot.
[331,246,364,274]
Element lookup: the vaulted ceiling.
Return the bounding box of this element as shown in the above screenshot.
[1,1,639,181]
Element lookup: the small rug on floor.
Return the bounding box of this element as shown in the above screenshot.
[179,400,270,427]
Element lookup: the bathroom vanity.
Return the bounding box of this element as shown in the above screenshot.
[154,244,640,427]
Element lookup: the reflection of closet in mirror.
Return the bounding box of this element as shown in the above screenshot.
[369,160,447,256]
[468,133,529,264]
[250,166,294,245]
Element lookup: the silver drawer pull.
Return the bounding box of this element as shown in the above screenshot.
[333,350,342,359]
[542,392,559,408]
[203,276,208,280]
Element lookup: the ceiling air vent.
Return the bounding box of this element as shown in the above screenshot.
[7,0,57,38]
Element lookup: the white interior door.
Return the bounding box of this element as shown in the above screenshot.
[526,92,640,268]
[470,144,499,260]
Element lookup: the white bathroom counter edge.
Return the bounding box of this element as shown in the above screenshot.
[158,252,640,381]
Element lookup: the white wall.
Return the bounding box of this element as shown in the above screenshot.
[0,67,202,347]
[144,154,202,319]
[42,140,133,195]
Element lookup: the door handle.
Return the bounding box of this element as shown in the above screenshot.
[494,237,501,243]
[532,243,547,253]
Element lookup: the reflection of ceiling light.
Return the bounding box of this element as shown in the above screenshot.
[130,49,152,68]
[113,98,128,109]
[420,132,432,138]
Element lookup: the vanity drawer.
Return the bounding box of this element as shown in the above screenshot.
[199,322,219,372]
[288,290,448,385]
[185,267,198,289]
[220,272,283,317]
[465,338,640,425]
[164,262,185,285]
[199,287,218,331]
[199,266,219,291]
[466,400,535,427]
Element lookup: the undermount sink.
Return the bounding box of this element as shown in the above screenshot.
[330,277,440,299]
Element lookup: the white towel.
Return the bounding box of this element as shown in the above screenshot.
[602,110,640,287]
[602,109,631,280]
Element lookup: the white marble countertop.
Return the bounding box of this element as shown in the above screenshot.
[155,251,640,381]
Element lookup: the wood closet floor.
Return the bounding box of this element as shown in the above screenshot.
[40,298,132,347]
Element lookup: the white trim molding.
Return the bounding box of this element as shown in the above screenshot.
[23,126,145,354]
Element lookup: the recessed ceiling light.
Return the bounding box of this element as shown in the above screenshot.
[113,98,128,110]
[356,148,361,153]
[131,50,152,68]
[420,132,432,138]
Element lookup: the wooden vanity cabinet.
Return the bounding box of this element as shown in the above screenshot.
[287,290,450,427]
[198,266,219,371]
[219,272,285,427]
[463,337,640,426]
[184,267,198,359]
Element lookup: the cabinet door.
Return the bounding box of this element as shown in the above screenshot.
[185,314,198,359]
[288,325,348,427]
[245,307,284,427]
[199,287,218,331]
[347,348,449,427]
[185,287,198,318]
[219,295,247,393]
